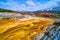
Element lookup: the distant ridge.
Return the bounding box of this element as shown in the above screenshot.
[33,7,60,14]
[0,8,17,12]
[0,7,60,14]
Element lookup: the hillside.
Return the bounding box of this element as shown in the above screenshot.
[34,12,60,18]
[0,8,16,12]
[33,7,60,14]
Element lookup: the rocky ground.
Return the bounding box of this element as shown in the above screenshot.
[34,18,60,40]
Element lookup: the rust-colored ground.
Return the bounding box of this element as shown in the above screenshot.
[0,18,54,40]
